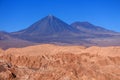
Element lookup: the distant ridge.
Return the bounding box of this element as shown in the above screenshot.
[71,22,117,34]
[0,31,36,49]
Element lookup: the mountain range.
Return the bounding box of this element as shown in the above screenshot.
[0,15,120,49]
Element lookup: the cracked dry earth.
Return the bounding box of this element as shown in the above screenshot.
[0,44,120,80]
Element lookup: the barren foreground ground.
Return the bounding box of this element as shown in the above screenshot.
[0,44,120,80]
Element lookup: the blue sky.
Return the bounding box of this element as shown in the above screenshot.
[0,0,120,32]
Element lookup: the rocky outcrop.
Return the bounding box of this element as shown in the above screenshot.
[0,44,120,80]
[0,60,16,80]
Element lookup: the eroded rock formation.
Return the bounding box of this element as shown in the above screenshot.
[0,44,120,80]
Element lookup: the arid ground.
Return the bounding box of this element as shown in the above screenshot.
[0,44,120,80]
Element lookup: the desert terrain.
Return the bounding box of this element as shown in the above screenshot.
[0,44,120,80]
[1,0,120,80]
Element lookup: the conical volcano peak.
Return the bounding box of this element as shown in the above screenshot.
[48,14,54,18]
[13,15,76,36]
[45,14,55,21]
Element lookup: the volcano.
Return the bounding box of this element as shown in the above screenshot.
[11,15,82,44]
[13,15,78,35]
[4,15,120,47]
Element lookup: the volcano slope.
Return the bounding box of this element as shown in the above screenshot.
[0,44,120,80]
